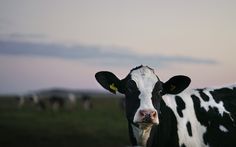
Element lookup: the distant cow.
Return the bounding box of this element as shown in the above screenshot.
[81,95,92,110]
[30,94,65,111]
[95,65,236,147]
[66,93,77,110]
[17,95,25,108]
[17,94,39,108]
[48,95,65,110]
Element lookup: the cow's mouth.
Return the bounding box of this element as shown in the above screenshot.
[133,116,159,127]
[136,122,154,129]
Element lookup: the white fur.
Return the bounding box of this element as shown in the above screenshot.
[219,125,228,132]
[200,89,230,117]
[199,89,234,122]
[130,66,159,124]
[163,86,236,147]
[163,90,209,147]
[131,124,152,146]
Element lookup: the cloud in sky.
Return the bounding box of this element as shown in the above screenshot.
[0,40,217,68]
[7,33,46,40]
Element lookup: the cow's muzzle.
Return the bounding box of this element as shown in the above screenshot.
[137,109,158,124]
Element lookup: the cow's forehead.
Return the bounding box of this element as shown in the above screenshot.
[130,66,159,92]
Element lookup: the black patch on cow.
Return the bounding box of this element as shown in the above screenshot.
[128,122,138,146]
[125,92,141,122]
[175,96,186,118]
[191,94,208,126]
[181,144,186,147]
[125,75,140,146]
[198,89,210,101]
[186,121,193,137]
[203,132,208,145]
[191,87,236,147]
[124,75,141,122]
[147,100,179,147]
[210,87,236,122]
[191,93,233,124]
[210,87,235,103]
[151,81,163,113]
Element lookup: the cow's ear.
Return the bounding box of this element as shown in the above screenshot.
[162,75,191,95]
[95,71,123,94]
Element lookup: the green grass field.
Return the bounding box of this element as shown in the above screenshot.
[0,96,130,147]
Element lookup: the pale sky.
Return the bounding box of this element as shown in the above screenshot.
[0,0,235,94]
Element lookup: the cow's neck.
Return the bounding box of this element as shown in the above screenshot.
[131,123,153,147]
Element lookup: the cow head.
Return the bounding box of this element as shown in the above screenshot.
[95,65,191,145]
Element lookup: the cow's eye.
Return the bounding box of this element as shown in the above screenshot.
[126,80,138,93]
[152,82,163,95]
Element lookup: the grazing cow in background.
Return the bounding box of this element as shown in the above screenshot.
[16,93,76,111]
[29,94,65,111]
[67,93,77,110]
[49,95,65,111]
[17,95,25,108]
[81,94,92,110]
[95,65,236,147]
[17,94,39,109]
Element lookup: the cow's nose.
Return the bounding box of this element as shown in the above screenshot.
[139,109,157,123]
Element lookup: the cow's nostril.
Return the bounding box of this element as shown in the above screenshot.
[151,111,157,118]
[139,110,146,116]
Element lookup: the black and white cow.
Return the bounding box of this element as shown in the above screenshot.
[95,65,236,147]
